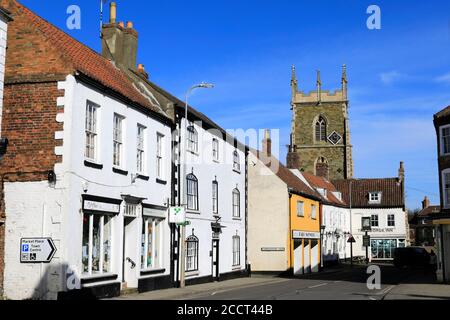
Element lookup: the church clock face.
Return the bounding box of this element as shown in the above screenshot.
[328,131,342,145]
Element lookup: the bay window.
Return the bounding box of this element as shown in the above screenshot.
[82,214,113,275]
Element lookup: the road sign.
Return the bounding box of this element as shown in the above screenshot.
[363,235,371,247]
[347,236,356,243]
[20,238,57,263]
[169,206,186,224]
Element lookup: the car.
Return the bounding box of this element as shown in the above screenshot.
[393,247,431,269]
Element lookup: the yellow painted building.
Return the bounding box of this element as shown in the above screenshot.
[288,193,321,274]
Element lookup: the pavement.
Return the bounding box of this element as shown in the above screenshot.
[111,264,450,300]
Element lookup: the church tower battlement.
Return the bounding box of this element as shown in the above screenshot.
[287,65,354,181]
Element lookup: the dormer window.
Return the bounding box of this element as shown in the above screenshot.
[317,188,327,198]
[332,191,342,201]
[369,192,382,204]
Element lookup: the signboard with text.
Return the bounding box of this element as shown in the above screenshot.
[292,231,320,240]
[20,238,57,264]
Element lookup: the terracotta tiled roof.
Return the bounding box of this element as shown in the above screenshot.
[435,106,450,119]
[332,178,405,208]
[418,206,440,217]
[11,1,169,119]
[250,149,322,200]
[302,172,347,206]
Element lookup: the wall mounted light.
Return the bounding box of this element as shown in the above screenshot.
[48,170,57,185]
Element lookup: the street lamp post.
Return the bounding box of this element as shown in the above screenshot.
[179,82,214,289]
[320,225,326,270]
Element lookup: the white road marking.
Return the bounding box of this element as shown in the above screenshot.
[308,283,328,289]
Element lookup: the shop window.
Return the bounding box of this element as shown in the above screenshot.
[82,214,113,275]
[141,217,163,270]
[186,235,199,272]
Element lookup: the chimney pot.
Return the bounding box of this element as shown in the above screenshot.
[126,21,134,29]
[118,21,124,28]
[110,2,117,24]
[138,64,144,71]
[422,197,430,210]
[262,129,272,158]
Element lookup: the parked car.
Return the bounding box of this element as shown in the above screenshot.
[393,247,431,268]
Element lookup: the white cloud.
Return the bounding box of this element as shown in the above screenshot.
[435,72,450,84]
[379,71,406,85]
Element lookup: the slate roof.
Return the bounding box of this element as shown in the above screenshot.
[332,178,405,208]
[302,172,347,206]
[10,1,170,120]
[250,149,322,201]
[435,106,450,119]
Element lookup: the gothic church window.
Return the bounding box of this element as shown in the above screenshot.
[315,116,327,142]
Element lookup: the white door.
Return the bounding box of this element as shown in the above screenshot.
[123,217,139,289]
[311,240,319,273]
[304,240,311,274]
[293,240,303,275]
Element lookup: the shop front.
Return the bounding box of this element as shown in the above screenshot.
[370,238,406,260]
[292,231,320,275]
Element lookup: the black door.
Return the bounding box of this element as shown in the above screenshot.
[212,240,220,280]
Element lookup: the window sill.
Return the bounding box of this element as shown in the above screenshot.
[84,160,103,170]
[156,178,167,185]
[80,273,118,285]
[187,210,201,215]
[232,266,242,271]
[232,217,242,221]
[113,167,129,176]
[185,271,200,278]
[140,268,166,277]
[188,150,200,156]
[137,174,150,181]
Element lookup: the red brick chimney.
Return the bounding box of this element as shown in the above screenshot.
[422,196,430,210]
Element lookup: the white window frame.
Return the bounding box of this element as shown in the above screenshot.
[442,169,450,209]
[156,133,165,180]
[187,174,199,211]
[82,213,113,276]
[232,188,241,218]
[233,150,241,172]
[212,180,219,215]
[136,124,146,174]
[371,214,379,227]
[85,101,100,161]
[369,192,382,204]
[113,114,124,168]
[186,235,199,272]
[297,201,304,217]
[232,235,241,267]
[141,217,164,271]
[311,204,317,220]
[387,214,396,227]
[440,125,450,156]
[212,138,219,162]
[187,124,199,154]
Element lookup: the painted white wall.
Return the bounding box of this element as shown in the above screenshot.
[181,118,247,280]
[4,75,173,299]
[0,17,8,136]
[350,208,408,259]
[322,205,351,262]
[248,152,289,272]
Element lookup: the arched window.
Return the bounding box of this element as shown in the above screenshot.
[212,180,219,215]
[186,235,199,272]
[315,116,327,142]
[315,157,329,179]
[232,188,241,218]
[233,150,241,172]
[187,125,198,153]
[186,173,199,211]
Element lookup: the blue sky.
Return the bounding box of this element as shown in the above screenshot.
[21,0,450,210]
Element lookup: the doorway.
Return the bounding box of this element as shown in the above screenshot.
[311,240,319,273]
[122,217,139,289]
[304,240,311,274]
[212,239,220,281]
[293,239,303,275]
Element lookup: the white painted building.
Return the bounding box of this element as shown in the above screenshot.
[171,109,248,285]
[333,165,408,262]
[295,172,352,264]
[2,4,174,300]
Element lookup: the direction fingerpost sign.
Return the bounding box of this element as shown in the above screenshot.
[20,238,57,264]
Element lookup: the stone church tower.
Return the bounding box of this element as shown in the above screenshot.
[287,65,354,180]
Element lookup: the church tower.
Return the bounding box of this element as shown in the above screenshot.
[287,65,354,180]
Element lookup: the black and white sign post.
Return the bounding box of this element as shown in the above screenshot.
[361,217,372,265]
[20,238,57,264]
